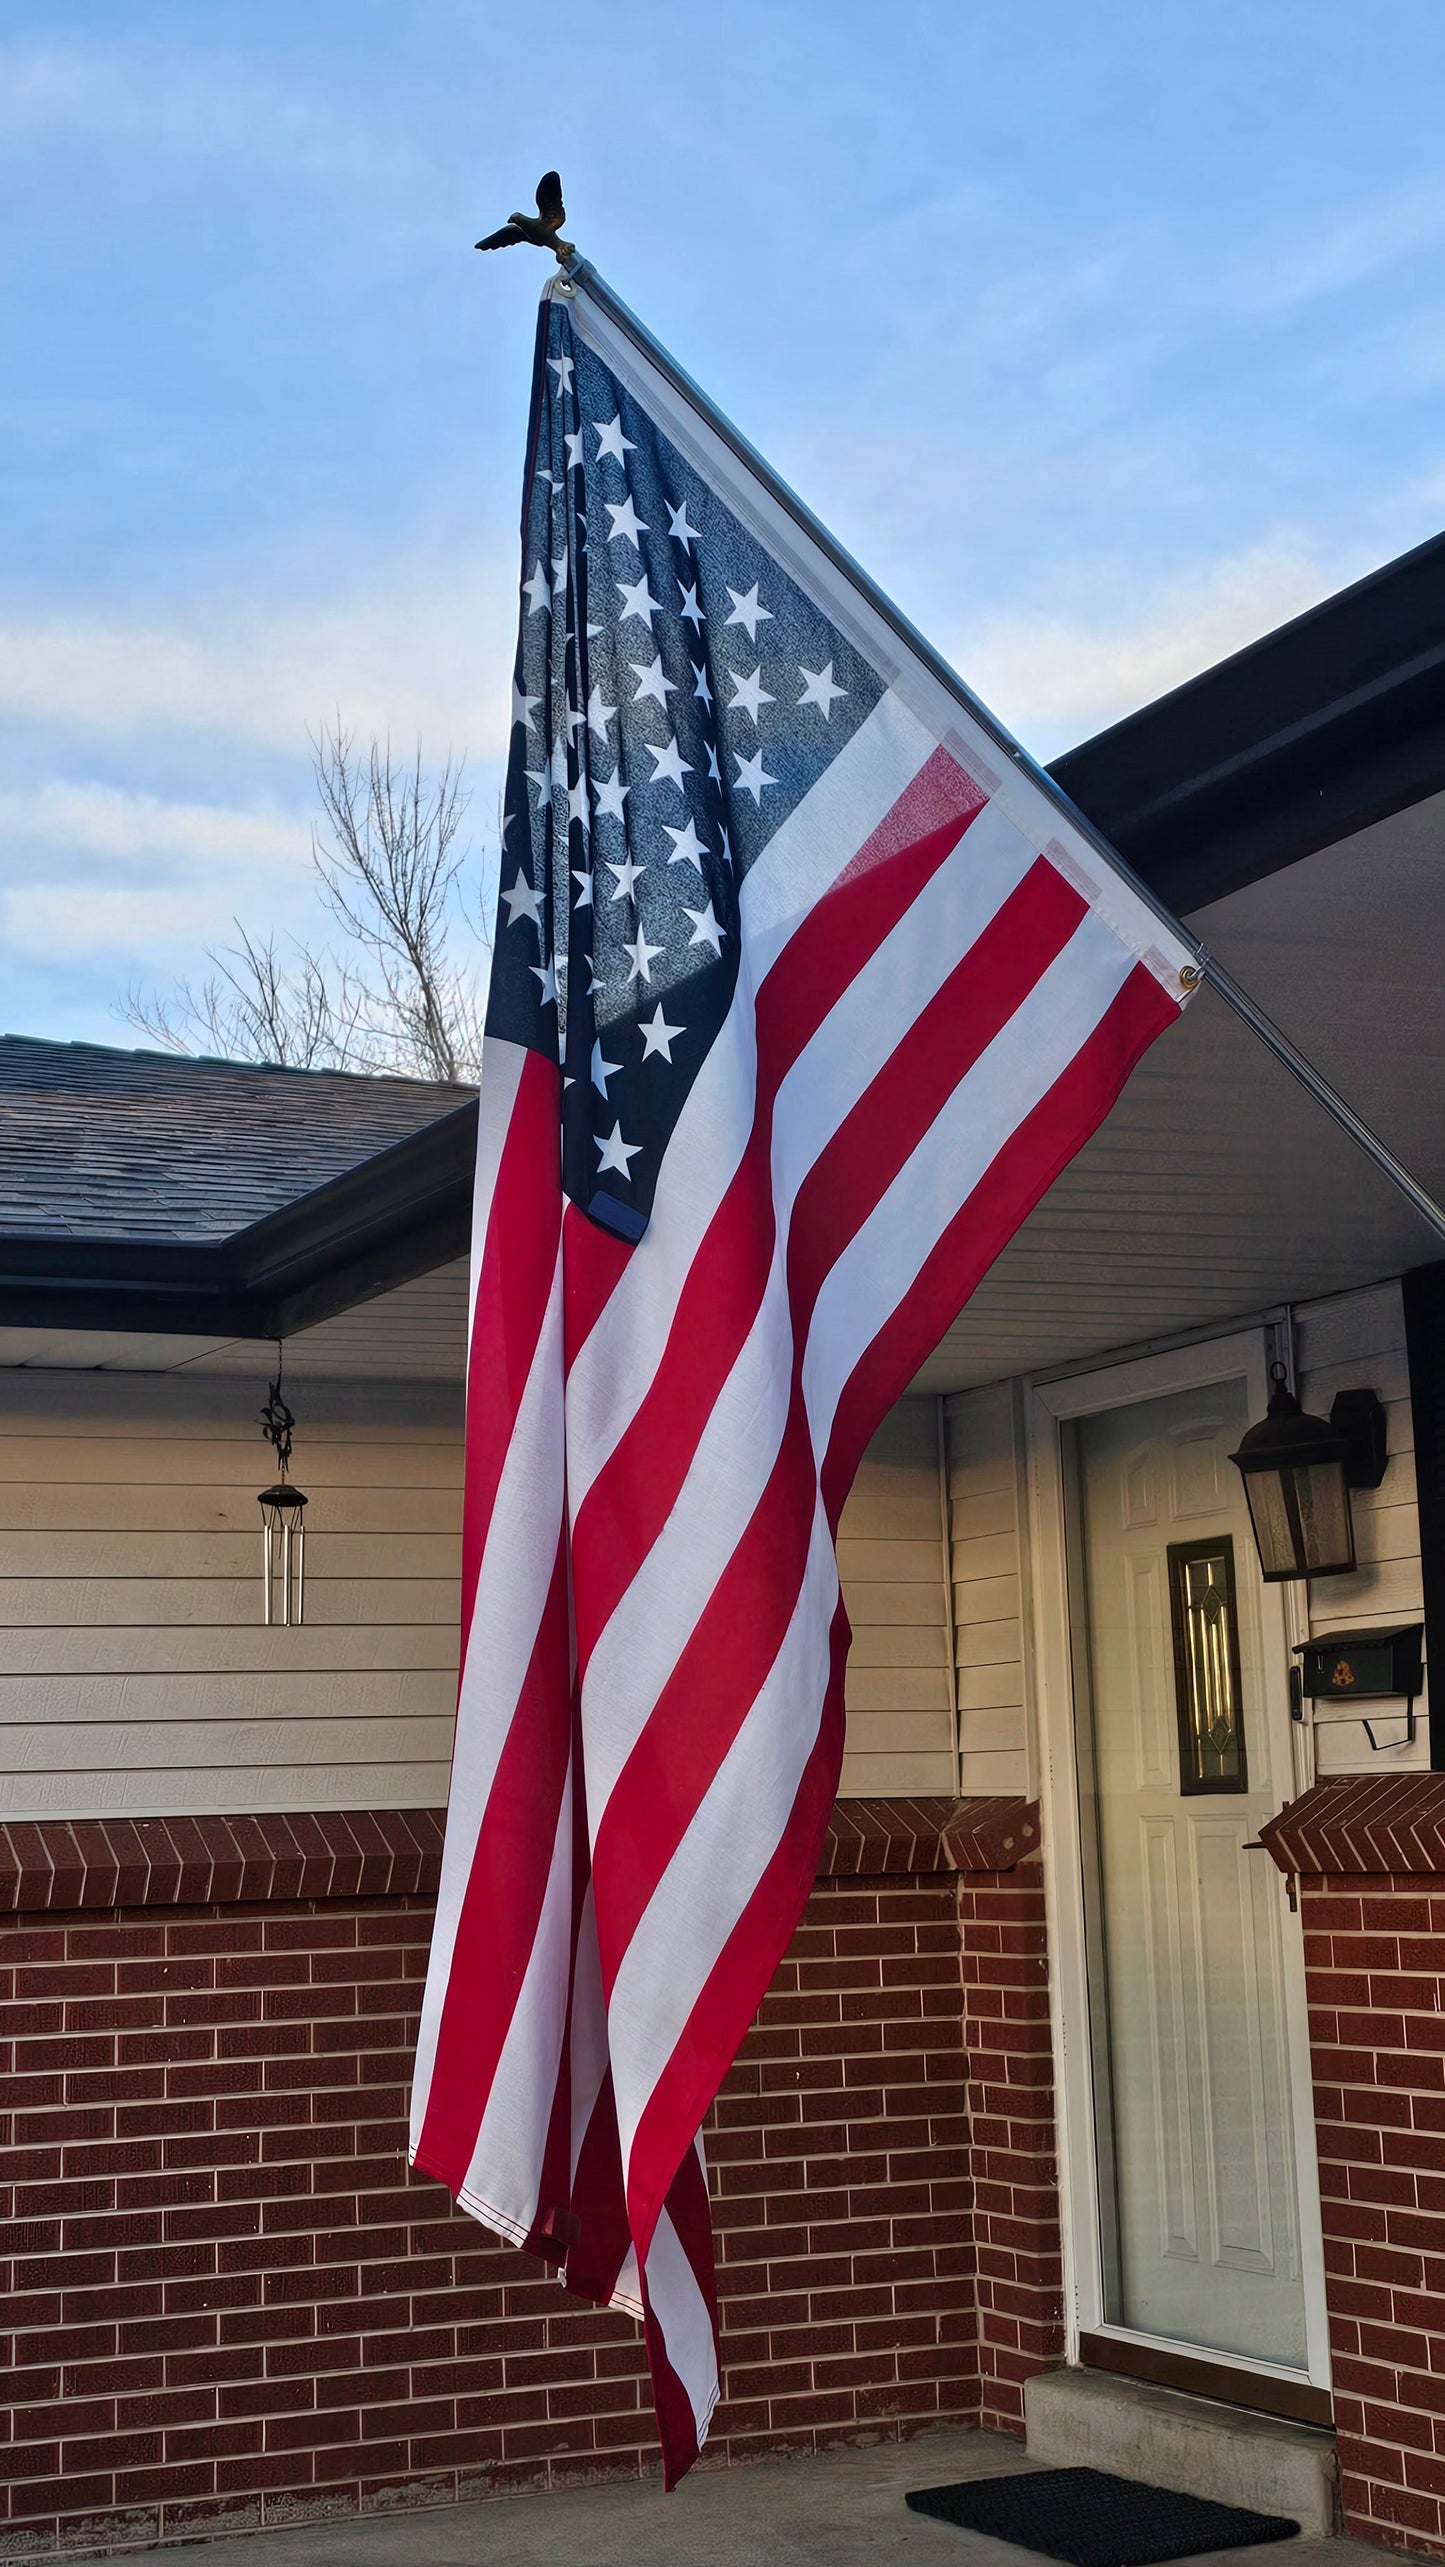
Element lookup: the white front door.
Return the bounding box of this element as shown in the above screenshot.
[1034,1338,1330,2389]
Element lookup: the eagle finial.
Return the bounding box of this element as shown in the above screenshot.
[476,170,575,268]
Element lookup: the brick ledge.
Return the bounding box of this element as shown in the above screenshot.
[1261,1774,1445,1875]
[0,1795,1041,1913]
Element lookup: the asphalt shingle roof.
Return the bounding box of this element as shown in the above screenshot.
[0,1037,474,1243]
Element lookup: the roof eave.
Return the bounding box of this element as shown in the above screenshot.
[0,1099,478,1340]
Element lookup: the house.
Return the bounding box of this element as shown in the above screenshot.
[4,526,1445,2556]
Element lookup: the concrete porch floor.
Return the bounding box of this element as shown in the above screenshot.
[63,2426,1393,2567]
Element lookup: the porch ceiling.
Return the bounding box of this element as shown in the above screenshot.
[4,789,1444,1398]
[914,785,1445,1392]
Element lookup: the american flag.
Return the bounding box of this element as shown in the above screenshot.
[409,269,1196,2483]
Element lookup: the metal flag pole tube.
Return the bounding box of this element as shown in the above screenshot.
[561,252,1445,1254]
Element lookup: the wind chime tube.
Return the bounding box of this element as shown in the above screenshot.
[258,1488,308,1627]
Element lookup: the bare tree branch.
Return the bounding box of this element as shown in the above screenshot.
[118,727,490,1083]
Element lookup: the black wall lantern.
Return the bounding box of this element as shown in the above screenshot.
[1229,1362,1387,1581]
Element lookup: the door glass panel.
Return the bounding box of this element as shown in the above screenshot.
[1067,1376,1307,2368]
[1168,1538,1247,1794]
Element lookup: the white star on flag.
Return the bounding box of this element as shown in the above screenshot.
[616,573,663,626]
[500,870,542,930]
[606,854,647,902]
[605,493,648,546]
[798,660,847,716]
[622,926,664,982]
[594,1121,643,1176]
[638,1003,683,1061]
[594,414,636,464]
[629,655,676,708]
[646,735,692,790]
[726,664,774,724]
[732,746,777,803]
[724,581,772,640]
[683,899,726,954]
[662,818,709,870]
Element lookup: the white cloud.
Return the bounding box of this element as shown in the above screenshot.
[0,36,404,184]
[0,782,311,870]
[950,543,1352,755]
[0,573,516,764]
[4,883,239,960]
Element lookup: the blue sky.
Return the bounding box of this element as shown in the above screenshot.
[5,0,1445,1045]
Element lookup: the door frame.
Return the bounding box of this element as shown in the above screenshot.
[1027,1327,1332,2396]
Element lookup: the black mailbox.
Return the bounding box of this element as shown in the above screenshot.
[1293,1623,1425,1749]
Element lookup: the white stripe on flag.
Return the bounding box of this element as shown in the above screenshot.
[644,2207,721,2443]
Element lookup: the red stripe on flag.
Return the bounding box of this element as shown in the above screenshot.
[413,1523,572,2190]
[458,1047,564,1661]
[562,1198,631,1366]
[562,2066,635,2307]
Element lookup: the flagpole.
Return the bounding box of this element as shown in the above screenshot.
[561,255,1445,1253]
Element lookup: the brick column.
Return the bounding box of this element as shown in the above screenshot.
[1263,1777,1445,2555]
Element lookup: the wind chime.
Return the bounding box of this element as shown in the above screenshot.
[258,1354,308,1627]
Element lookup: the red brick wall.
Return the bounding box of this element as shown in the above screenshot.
[958,1854,1064,2432]
[1263,1777,1445,2556]
[0,1804,1022,2559]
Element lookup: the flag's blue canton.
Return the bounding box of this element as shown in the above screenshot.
[489,299,884,1240]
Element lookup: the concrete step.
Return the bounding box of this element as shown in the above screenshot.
[1024,2367,1338,2536]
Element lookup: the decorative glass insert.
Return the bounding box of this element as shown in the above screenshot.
[1167,1536,1248,1795]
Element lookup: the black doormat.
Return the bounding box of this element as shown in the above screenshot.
[904,2467,1300,2567]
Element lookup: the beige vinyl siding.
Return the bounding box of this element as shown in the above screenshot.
[0,1368,956,1818]
[1295,1280,1427,1774]
[944,1379,1030,1797]
[0,1369,463,1818]
[837,1397,955,1797]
